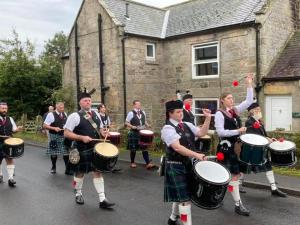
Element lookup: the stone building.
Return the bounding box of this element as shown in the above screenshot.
[62,0,300,132]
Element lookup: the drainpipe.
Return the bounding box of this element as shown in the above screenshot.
[121,36,128,120]
[98,14,109,104]
[75,22,80,110]
[254,24,263,102]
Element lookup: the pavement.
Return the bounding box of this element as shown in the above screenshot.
[0,144,300,225]
[25,141,300,197]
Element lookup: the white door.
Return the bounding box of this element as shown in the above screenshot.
[265,96,292,131]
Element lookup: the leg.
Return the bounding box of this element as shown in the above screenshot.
[168,202,180,225]
[50,155,57,174]
[74,173,84,204]
[0,158,3,183]
[266,170,287,197]
[130,150,137,168]
[63,154,73,175]
[5,158,16,187]
[178,202,192,225]
[239,172,246,193]
[229,174,250,216]
[142,151,155,169]
[93,171,115,209]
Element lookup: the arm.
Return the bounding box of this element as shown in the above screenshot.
[235,75,254,114]
[43,113,62,132]
[170,140,206,161]
[197,109,211,137]
[10,118,22,133]
[125,112,137,130]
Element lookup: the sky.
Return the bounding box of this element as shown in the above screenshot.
[0,0,187,55]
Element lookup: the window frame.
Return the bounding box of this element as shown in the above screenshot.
[192,42,219,79]
[146,43,156,60]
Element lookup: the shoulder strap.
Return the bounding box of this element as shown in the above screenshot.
[79,110,101,137]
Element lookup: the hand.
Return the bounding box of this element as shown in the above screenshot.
[54,127,62,132]
[238,127,247,134]
[245,73,253,87]
[17,126,23,131]
[81,136,92,143]
[132,126,137,130]
[196,153,205,161]
[271,138,277,142]
[202,108,212,118]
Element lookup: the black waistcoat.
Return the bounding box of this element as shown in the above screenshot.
[165,121,196,163]
[73,111,101,150]
[0,116,13,138]
[130,110,145,127]
[183,109,195,125]
[49,112,67,135]
[219,110,241,143]
[245,117,268,137]
[100,113,109,127]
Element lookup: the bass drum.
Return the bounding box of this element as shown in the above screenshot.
[92,142,119,172]
[268,140,297,167]
[191,161,231,210]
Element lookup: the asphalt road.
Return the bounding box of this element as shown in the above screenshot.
[0,145,299,225]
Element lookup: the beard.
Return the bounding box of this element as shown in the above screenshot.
[253,112,262,120]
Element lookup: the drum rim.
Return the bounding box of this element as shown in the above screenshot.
[94,143,119,158]
[109,131,121,136]
[139,129,154,135]
[193,161,231,185]
[4,137,24,146]
[240,134,269,146]
[269,147,295,153]
[268,141,296,152]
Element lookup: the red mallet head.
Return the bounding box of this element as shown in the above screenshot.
[279,137,285,142]
[232,80,239,87]
[216,152,225,161]
[253,121,261,129]
[185,103,191,111]
[228,185,234,193]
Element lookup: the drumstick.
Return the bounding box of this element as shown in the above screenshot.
[91,139,110,142]
[103,129,109,143]
[0,135,10,138]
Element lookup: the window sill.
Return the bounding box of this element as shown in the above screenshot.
[145,60,159,65]
[192,75,219,79]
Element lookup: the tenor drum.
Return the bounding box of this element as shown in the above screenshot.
[92,142,119,172]
[191,161,230,209]
[108,132,121,146]
[268,140,297,167]
[239,134,269,166]
[139,130,154,147]
[3,138,24,158]
[195,135,211,153]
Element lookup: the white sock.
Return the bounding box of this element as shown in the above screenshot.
[239,173,244,185]
[0,164,3,176]
[74,176,84,196]
[266,171,277,190]
[7,165,15,180]
[229,180,241,206]
[179,204,192,225]
[170,202,179,221]
[93,177,106,202]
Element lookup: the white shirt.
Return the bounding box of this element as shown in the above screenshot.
[44,111,67,126]
[214,88,254,137]
[161,118,200,147]
[64,111,103,132]
[0,116,17,132]
[125,109,146,123]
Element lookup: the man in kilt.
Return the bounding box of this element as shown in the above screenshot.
[125,100,155,169]
[43,102,71,174]
[0,102,22,187]
[64,92,115,209]
[239,102,287,197]
[161,100,211,225]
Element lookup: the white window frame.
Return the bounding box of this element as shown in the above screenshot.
[192,42,219,79]
[146,43,156,60]
[193,98,219,128]
[91,102,101,112]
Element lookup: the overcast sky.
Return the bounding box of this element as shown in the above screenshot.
[0,0,187,55]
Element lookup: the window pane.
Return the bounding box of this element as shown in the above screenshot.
[147,45,154,57]
[195,62,218,76]
[195,46,217,61]
[195,100,218,114]
[196,116,215,130]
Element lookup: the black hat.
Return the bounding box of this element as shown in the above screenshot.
[165,100,183,112]
[247,102,259,111]
[0,101,7,105]
[78,88,91,101]
[182,90,193,101]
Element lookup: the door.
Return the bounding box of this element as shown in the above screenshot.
[265,96,292,131]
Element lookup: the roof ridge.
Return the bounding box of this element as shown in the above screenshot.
[164,0,194,9]
[128,0,167,11]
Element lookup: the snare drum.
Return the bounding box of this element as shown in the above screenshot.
[195,135,211,153]
[3,138,24,158]
[139,130,154,146]
[268,140,297,167]
[108,132,121,146]
[92,142,119,172]
[191,161,230,209]
[239,134,269,166]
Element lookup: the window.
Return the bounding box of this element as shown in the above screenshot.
[192,42,219,79]
[193,98,219,130]
[91,102,101,112]
[146,43,155,60]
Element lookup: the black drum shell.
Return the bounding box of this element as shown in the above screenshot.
[3,142,24,159]
[268,147,297,167]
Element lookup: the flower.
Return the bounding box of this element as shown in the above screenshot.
[253,121,261,129]
[232,80,239,87]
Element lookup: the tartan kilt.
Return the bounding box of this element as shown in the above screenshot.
[164,161,191,203]
[46,133,68,155]
[67,148,95,174]
[127,130,142,151]
[240,160,273,174]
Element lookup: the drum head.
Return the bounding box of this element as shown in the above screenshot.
[194,161,230,184]
[240,134,269,146]
[139,130,154,135]
[109,132,120,136]
[269,140,296,152]
[4,138,24,146]
[95,143,119,157]
[199,135,211,140]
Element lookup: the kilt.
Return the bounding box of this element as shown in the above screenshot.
[0,142,5,160]
[164,161,191,203]
[240,160,272,174]
[127,130,141,151]
[46,133,68,155]
[68,148,95,174]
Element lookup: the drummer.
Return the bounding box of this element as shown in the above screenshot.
[182,91,195,124]
[214,74,253,216]
[161,99,211,225]
[125,100,155,169]
[43,102,71,175]
[0,102,22,187]
[64,91,115,209]
[240,102,287,197]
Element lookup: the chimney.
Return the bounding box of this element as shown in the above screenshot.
[125,2,130,19]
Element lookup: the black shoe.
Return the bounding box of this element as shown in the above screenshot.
[235,203,250,216]
[0,175,3,183]
[272,189,287,198]
[50,167,56,174]
[112,167,122,173]
[99,199,115,209]
[239,185,247,193]
[168,218,181,225]
[8,179,16,187]
[75,194,84,205]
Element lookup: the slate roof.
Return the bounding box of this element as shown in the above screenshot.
[100,0,266,38]
[264,30,300,81]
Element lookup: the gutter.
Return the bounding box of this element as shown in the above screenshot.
[254,24,263,102]
[121,35,128,120]
[75,22,80,109]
